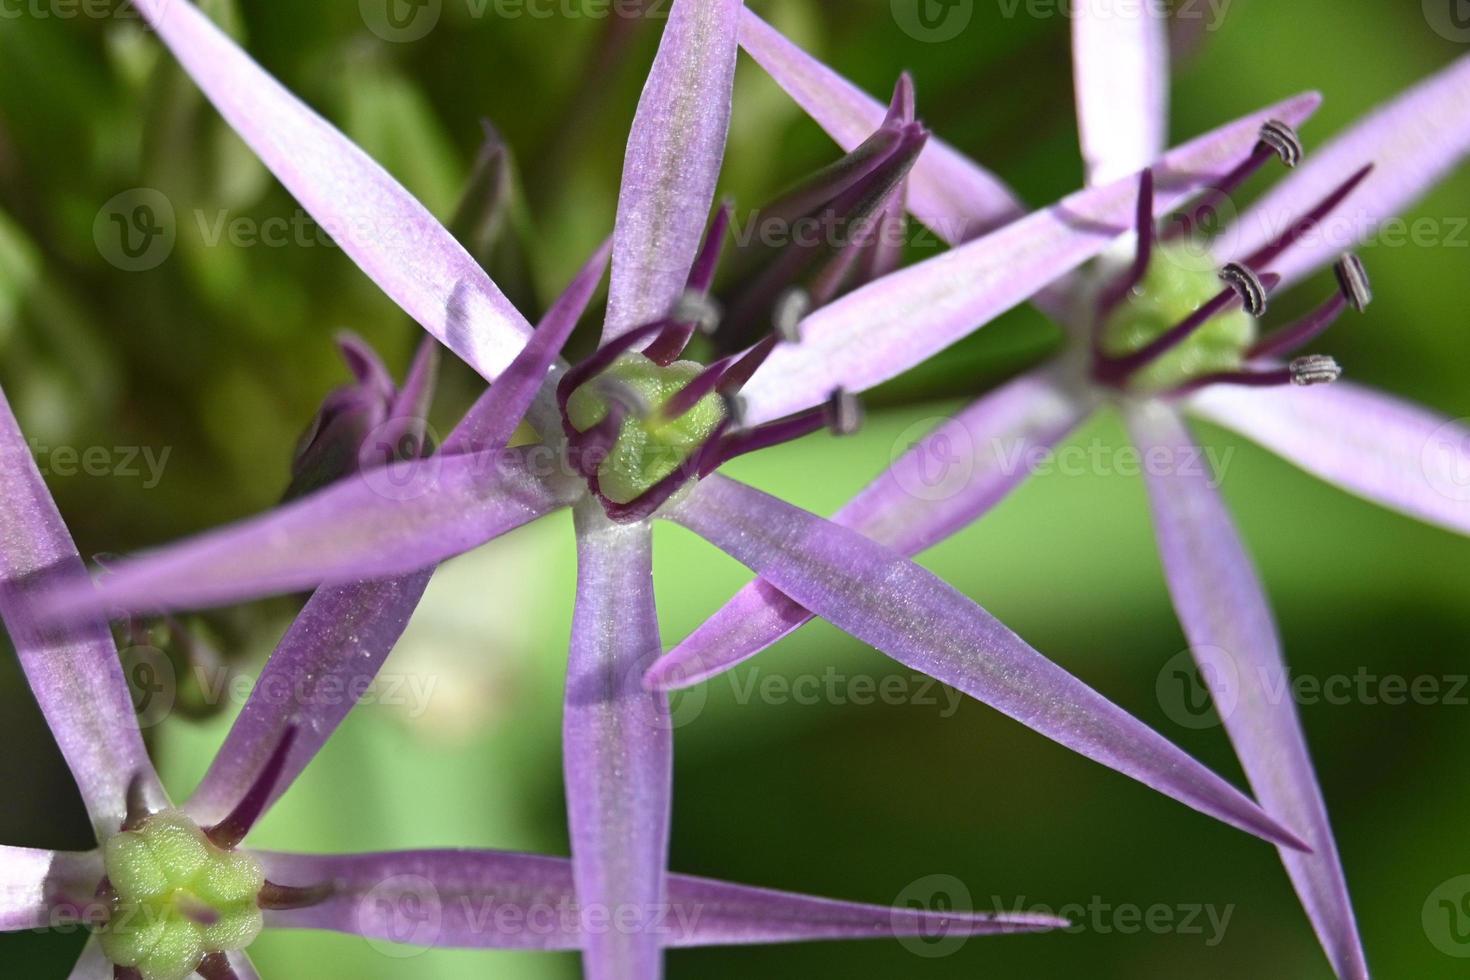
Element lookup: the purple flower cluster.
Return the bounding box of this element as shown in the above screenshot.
[4,1,1469,978]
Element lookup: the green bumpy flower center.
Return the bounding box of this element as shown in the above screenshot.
[1097,243,1259,393]
[566,354,727,505]
[99,810,265,980]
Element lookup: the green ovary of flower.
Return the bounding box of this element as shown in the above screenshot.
[567,354,727,505]
[1098,243,1258,393]
[98,810,265,980]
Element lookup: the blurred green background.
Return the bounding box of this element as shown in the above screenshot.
[3,0,1469,976]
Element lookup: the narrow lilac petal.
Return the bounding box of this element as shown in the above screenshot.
[1127,403,1367,980]
[564,506,671,979]
[254,849,1065,948]
[134,0,533,378]
[0,847,101,931]
[42,448,574,620]
[667,476,1307,851]
[66,939,111,980]
[1190,380,1470,536]
[739,9,1023,243]
[1225,54,1470,288]
[604,0,743,342]
[450,239,612,454]
[1072,0,1170,186]
[648,368,1089,689]
[0,390,165,839]
[740,93,1322,424]
[182,573,430,826]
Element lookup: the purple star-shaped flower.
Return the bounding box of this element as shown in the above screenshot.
[0,366,1067,979]
[35,1,1344,975]
[643,8,1470,978]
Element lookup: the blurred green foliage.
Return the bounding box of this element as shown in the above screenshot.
[2,0,1469,977]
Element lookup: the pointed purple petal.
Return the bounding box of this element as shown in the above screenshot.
[254,849,1065,948]
[648,368,1088,689]
[42,448,574,620]
[451,239,612,453]
[0,847,101,931]
[133,0,533,378]
[1225,54,1470,288]
[1072,0,1170,186]
[182,574,430,827]
[564,507,671,979]
[605,0,743,342]
[1190,380,1470,536]
[667,476,1307,851]
[1127,403,1368,980]
[739,9,1024,242]
[0,389,164,838]
[740,93,1322,424]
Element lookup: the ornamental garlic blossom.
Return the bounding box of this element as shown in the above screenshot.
[25,2,1339,978]
[645,8,1470,978]
[1,368,1068,980]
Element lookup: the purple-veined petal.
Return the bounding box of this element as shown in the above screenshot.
[564,505,671,979]
[738,9,1023,243]
[648,367,1090,689]
[254,849,1065,948]
[605,0,743,342]
[66,938,110,980]
[41,447,575,620]
[1072,0,1170,186]
[0,847,101,932]
[1224,54,1470,288]
[185,252,610,826]
[1126,403,1367,980]
[0,389,165,839]
[134,0,533,378]
[182,574,430,827]
[740,92,1322,424]
[667,475,1307,851]
[1189,380,1470,536]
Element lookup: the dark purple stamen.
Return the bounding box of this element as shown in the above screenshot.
[1242,164,1374,272]
[1166,120,1302,242]
[113,966,144,980]
[658,354,740,421]
[257,879,335,911]
[1094,168,1156,324]
[1094,266,1280,385]
[602,418,733,523]
[195,952,239,980]
[1171,354,1343,396]
[701,388,862,475]
[644,205,732,364]
[205,726,298,851]
[1249,254,1371,360]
